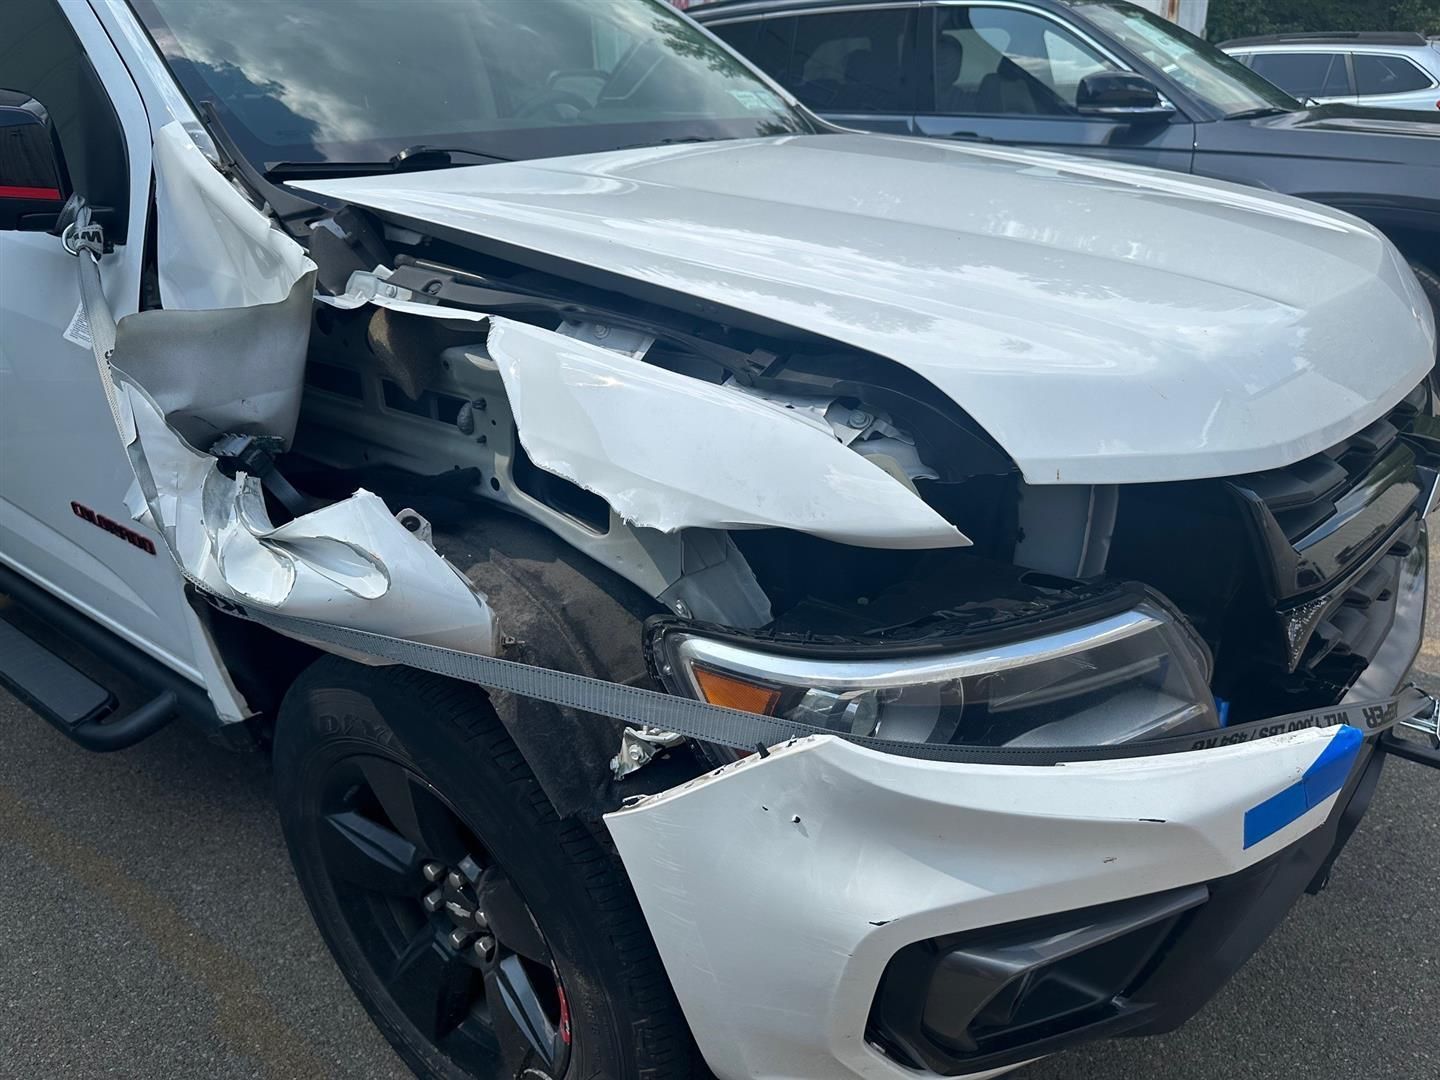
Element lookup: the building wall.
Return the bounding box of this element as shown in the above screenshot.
[1131,0,1212,36]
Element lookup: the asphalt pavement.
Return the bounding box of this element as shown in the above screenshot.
[1,561,1438,1079]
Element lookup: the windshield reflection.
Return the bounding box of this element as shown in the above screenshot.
[1077,1,1300,116]
[131,0,817,170]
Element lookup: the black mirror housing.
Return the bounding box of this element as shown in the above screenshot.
[1076,72,1176,123]
[0,89,72,231]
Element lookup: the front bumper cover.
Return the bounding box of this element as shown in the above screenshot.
[606,533,1430,1080]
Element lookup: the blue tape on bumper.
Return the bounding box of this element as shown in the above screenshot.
[1242,725,1363,849]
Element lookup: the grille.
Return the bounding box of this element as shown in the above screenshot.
[1236,382,1426,546]
[1298,518,1419,678]
[1228,383,1427,603]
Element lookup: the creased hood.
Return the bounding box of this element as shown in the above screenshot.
[295,134,1436,485]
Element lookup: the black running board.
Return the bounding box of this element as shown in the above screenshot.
[0,616,177,751]
[0,563,220,751]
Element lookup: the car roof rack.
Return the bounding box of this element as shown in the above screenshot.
[1218,31,1430,49]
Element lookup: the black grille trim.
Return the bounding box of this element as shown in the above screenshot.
[1228,391,1427,604]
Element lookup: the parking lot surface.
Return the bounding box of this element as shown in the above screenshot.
[1,564,1438,1079]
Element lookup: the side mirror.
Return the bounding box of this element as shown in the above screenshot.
[1076,72,1176,123]
[0,89,71,231]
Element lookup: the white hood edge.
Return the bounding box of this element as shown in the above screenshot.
[295,134,1437,485]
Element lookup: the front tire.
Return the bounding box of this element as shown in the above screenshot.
[272,656,697,1080]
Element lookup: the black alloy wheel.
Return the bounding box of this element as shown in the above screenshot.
[273,656,699,1080]
[316,753,570,1076]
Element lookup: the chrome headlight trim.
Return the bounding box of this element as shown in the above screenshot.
[668,609,1164,697]
[655,602,1219,750]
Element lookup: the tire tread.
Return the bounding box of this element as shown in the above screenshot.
[274,656,702,1080]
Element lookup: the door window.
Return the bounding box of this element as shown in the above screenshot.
[787,8,917,113]
[931,6,1117,116]
[1248,52,1352,99]
[709,16,799,90]
[0,0,129,240]
[1354,53,1434,96]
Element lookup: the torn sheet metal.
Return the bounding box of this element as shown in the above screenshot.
[605,726,1343,1080]
[73,122,495,659]
[151,121,314,310]
[486,318,970,550]
[109,358,495,656]
[105,275,315,449]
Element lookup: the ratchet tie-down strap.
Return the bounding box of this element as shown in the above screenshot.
[228,607,1440,766]
[67,222,1440,768]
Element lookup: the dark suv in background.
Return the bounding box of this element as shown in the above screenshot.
[693,0,1440,336]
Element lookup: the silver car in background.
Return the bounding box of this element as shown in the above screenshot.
[1224,32,1440,112]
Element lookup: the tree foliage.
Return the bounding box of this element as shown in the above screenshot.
[1207,0,1440,40]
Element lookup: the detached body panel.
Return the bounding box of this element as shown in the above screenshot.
[487,317,969,548]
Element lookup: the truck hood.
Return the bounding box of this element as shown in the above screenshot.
[295,133,1436,486]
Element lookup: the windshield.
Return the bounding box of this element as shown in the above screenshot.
[1075,2,1300,117]
[129,0,818,170]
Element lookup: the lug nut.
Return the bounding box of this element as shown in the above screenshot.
[474,934,496,960]
[422,863,445,883]
[474,908,488,930]
[448,928,476,950]
[423,889,444,914]
[447,871,465,891]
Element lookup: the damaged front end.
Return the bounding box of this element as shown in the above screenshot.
[66,127,497,670]
[65,93,1440,1080]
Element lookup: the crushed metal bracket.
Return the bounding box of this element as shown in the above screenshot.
[611,726,687,780]
[317,265,489,322]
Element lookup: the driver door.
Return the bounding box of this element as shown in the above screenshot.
[0,0,201,678]
[914,2,1194,171]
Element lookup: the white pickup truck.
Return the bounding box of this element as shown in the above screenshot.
[1,3,1438,1080]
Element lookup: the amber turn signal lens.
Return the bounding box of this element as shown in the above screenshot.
[692,665,782,715]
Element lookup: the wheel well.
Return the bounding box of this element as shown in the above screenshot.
[241,502,708,819]
[427,505,710,820]
[189,589,319,746]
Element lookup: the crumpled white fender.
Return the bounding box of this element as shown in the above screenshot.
[116,373,494,651]
[74,122,497,658]
[486,317,970,550]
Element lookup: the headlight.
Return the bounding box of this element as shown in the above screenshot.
[650,602,1218,749]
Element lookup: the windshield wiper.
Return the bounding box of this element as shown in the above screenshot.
[263,144,512,183]
[614,135,730,151]
[1225,106,1293,120]
[388,144,514,166]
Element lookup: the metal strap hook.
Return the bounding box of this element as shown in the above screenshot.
[1399,681,1440,748]
[57,195,104,258]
